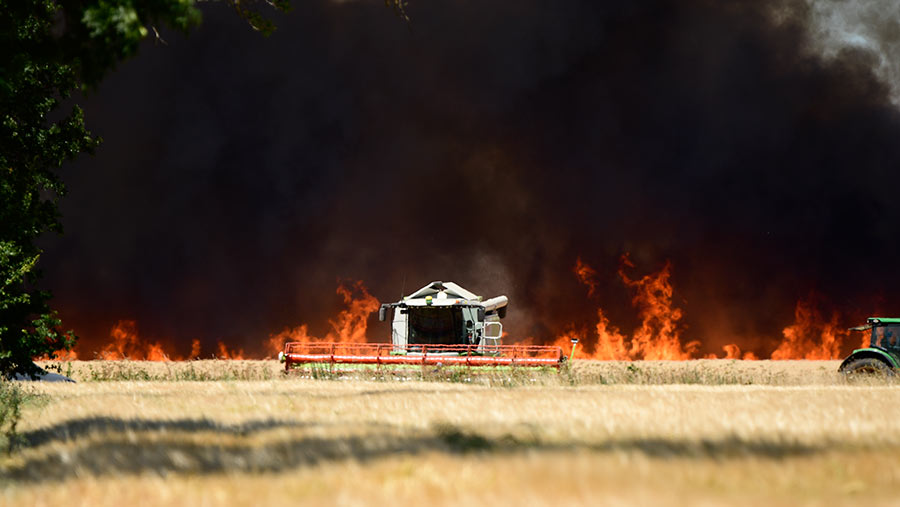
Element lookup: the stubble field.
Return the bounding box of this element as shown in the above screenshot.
[2,359,900,506]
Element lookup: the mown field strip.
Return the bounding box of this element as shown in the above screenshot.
[11,380,900,450]
[5,362,900,506]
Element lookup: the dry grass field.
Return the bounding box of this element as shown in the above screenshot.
[2,360,900,506]
[31,357,846,384]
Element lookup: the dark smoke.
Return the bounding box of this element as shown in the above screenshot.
[43,0,900,357]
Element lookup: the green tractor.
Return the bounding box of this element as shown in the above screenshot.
[839,318,900,375]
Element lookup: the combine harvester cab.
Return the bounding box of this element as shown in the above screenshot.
[281,281,564,374]
[839,317,900,375]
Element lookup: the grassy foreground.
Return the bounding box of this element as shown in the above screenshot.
[2,360,900,505]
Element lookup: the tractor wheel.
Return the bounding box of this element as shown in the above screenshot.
[840,357,895,377]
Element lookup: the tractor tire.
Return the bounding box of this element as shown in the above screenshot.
[840,357,895,377]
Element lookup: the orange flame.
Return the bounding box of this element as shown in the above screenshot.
[97,320,178,361]
[620,257,698,359]
[190,339,201,359]
[705,343,757,360]
[592,309,630,360]
[771,299,847,360]
[574,257,600,296]
[267,324,310,355]
[145,342,167,361]
[551,330,580,357]
[38,348,79,361]
[216,342,245,360]
[560,254,889,360]
[57,282,377,361]
[563,256,698,360]
[722,344,741,359]
[266,280,380,356]
[330,281,381,343]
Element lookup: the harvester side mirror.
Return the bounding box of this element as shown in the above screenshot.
[477,308,485,321]
[378,305,389,322]
[484,322,502,339]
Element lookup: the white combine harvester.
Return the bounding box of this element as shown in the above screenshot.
[280,281,564,372]
[381,281,508,351]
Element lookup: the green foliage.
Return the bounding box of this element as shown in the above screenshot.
[0,0,286,378]
[74,0,202,84]
[0,1,94,378]
[384,0,409,22]
[225,0,291,37]
[0,380,26,453]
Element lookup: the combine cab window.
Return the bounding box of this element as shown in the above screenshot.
[408,307,465,346]
[873,325,900,349]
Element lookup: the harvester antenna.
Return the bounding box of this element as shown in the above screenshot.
[400,274,406,300]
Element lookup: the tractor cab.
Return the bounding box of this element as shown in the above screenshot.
[870,321,900,351]
[839,318,900,375]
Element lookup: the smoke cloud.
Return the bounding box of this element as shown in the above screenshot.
[799,0,900,104]
[43,0,900,358]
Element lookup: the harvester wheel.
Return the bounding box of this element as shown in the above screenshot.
[840,357,895,377]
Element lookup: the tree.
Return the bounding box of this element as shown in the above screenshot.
[0,0,298,378]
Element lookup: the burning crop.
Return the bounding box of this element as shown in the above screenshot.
[560,257,863,360]
[99,321,177,361]
[770,298,868,360]
[558,256,697,360]
[46,266,869,363]
[216,342,246,360]
[266,280,380,355]
[57,280,380,361]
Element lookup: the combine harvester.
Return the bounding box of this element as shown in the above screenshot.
[279,281,565,375]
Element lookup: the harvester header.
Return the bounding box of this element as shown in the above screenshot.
[281,281,564,373]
